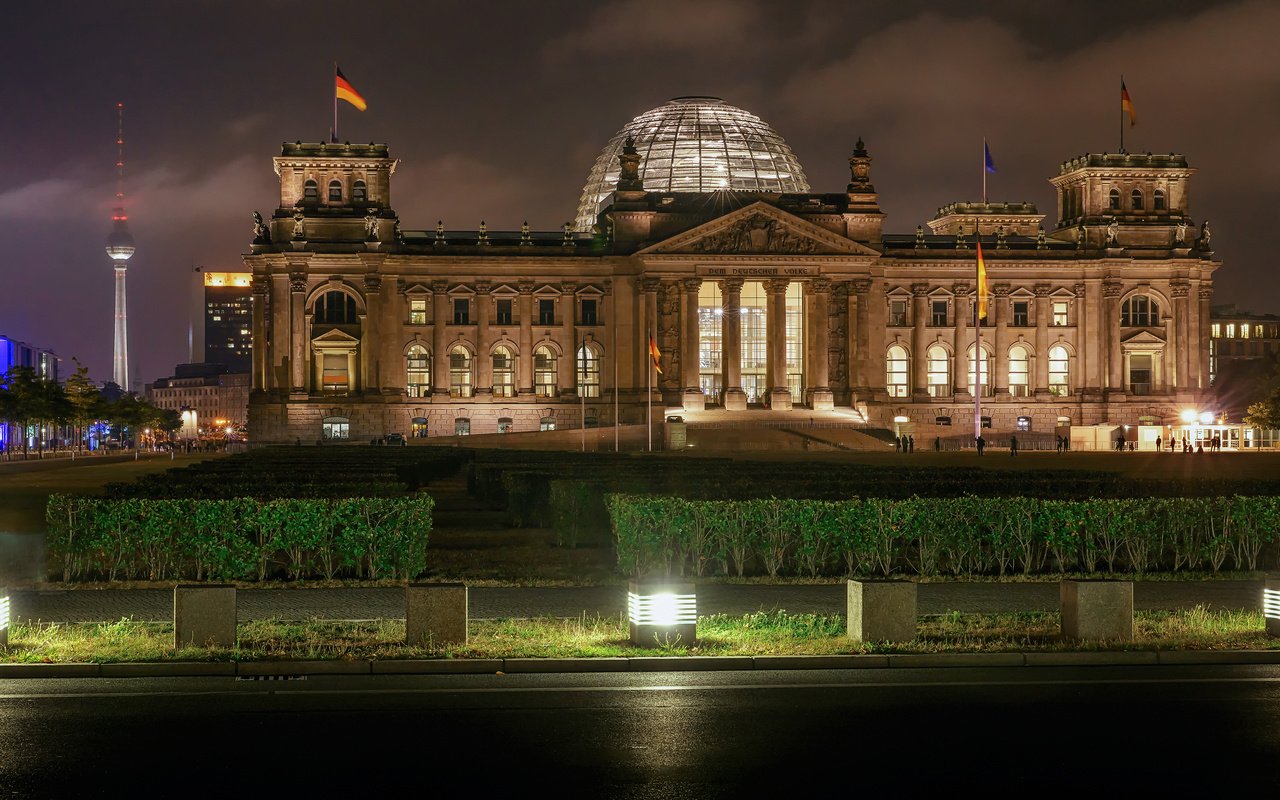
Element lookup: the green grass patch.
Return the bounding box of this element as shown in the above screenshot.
[3,607,1278,664]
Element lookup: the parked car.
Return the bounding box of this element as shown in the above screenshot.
[384,433,407,446]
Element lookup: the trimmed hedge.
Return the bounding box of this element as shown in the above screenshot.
[606,495,1280,578]
[47,494,433,582]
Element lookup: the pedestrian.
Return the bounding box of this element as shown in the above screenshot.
[1010,434,1018,456]
[894,436,901,453]
[934,436,941,452]
[1156,434,1162,452]
[908,435,915,453]
[976,435,986,456]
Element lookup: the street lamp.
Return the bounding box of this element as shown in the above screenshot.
[180,407,198,452]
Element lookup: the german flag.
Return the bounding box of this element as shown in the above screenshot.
[648,332,662,374]
[336,66,367,112]
[976,239,989,321]
[1121,81,1136,127]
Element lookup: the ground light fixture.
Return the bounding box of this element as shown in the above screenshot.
[1265,578,1280,637]
[0,587,9,647]
[627,581,696,646]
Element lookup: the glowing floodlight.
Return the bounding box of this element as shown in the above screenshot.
[893,415,910,424]
[1180,409,1198,424]
[628,582,696,646]
[0,588,9,648]
[1198,411,1215,425]
[1265,579,1280,638]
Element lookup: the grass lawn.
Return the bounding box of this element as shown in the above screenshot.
[4,608,1276,663]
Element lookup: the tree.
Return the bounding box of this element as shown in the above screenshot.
[63,359,102,453]
[0,366,68,457]
[1242,356,1280,431]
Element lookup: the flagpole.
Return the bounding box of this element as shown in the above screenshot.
[974,217,982,447]
[332,61,338,143]
[647,327,653,453]
[580,333,586,453]
[613,299,619,452]
[982,138,987,205]
[1119,75,1124,154]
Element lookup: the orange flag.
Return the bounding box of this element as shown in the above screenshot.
[648,332,662,374]
[976,239,989,321]
[1121,81,1136,127]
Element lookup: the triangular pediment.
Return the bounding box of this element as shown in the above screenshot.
[1119,329,1166,346]
[638,202,879,257]
[312,328,361,346]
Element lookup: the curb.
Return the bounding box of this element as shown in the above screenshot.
[3,649,1280,678]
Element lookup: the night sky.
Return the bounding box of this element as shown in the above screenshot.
[3,0,1276,387]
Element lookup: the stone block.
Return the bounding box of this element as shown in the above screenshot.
[174,584,236,648]
[1266,578,1280,638]
[406,583,468,646]
[1060,579,1133,641]
[847,580,917,643]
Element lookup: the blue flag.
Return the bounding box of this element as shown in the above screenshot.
[984,141,997,174]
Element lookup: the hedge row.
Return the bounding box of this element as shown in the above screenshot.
[47,494,433,582]
[606,495,1280,578]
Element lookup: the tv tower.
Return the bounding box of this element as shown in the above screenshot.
[104,102,135,390]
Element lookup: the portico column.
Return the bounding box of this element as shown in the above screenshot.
[251,277,269,392]
[431,280,449,396]
[381,279,403,394]
[269,274,290,394]
[1073,283,1089,395]
[766,278,792,410]
[992,284,1010,395]
[809,278,833,410]
[953,285,970,397]
[1034,284,1051,395]
[1104,282,1124,393]
[361,274,381,394]
[1171,281,1189,393]
[289,272,307,396]
[911,283,929,400]
[517,282,534,395]
[475,282,492,397]
[856,280,875,395]
[681,278,705,412]
[722,278,746,410]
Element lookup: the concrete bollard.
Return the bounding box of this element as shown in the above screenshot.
[406,583,468,646]
[1265,577,1280,638]
[847,580,917,643]
[1060,579,1133,641]
[174,584,236,648]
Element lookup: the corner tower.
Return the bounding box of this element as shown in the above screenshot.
[269,142,399,245]
[1049,153,1196,250]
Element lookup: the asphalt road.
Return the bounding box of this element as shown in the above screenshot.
[1,664,1278,795]
[10,580,1265,623]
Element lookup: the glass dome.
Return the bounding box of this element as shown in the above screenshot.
[574,96,810,232]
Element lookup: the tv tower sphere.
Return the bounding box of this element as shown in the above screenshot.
[105,214,135,260]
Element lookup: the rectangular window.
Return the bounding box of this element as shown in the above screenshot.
[1017,416,1032,432]
[409,298,427,325]
[889,299,908,327]
[1129,354,1152,396]
[1012,301,1029,327]
[1211,323,1220,337]
[538,299,556,326]
[1256,325,1265,338]
[580,298,598,326]
[452,298,470,325]
[931,300,948,327]
[1240,324,1250,339]
[1052,301,1068,326]
[496,299,513,326]
[1225,323,1235,338]
[321,353,348,394]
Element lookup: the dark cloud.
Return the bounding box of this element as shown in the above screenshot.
[0,0,1273,386]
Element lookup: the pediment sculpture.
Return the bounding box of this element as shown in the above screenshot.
[689,215,820,254]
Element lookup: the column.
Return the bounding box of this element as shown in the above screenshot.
[1073,283,1088,396]
[381,278,403,395]
[559,282,577,397]
[602,280,615,411]
[1104,282,1124,393]
[289,272,307,396]
[991,285,1010,395]
[251,277,269,392]
[270,274,290,393]
[766,278,791,410]
[431,280,449,396]
[855,280,875,394]
[911,283,929,400]
[809,278,833,410]
[517,282,534,395]
[1033,284,1051,395]
[474,283,492,397]
[1197,283,1212,391]
[681,278,705,411]
[643,278,660,400]
[953,285,969,397]
[361,274,381,394]
[722,278,746,410]
[1084,280,1102,393]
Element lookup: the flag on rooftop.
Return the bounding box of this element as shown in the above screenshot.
[336,66,367,112]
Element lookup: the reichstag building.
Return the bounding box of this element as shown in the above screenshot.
[245,96,1219,443]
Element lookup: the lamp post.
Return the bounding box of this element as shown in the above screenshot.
[180,407,197,454]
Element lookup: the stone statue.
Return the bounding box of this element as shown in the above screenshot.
[1076,222,1086,249]
[393,219,403,243]
[292,208,306,240]
[364,212,379,241]
[1175,220,1188,246]
[1106,219,1119,247]
[915,225,925,248]
[1036,226,1046,249]
[252,211,271,244]
[1199,219,1212,248]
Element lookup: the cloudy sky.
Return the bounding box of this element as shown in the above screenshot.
[3,0,1276,386]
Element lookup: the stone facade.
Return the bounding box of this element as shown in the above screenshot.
[245,140,1220,444]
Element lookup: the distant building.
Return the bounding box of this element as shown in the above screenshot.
[146,363,250,435]
[0,335,61,450]
[204,271,253,373]
[1208,304,1280,420]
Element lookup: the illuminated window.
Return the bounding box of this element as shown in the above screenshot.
[1008,345,1030,397]
[740,281,767,403]
[927,344,950,397]
[576,343,601,398]
[1211,323,1220,337]
[698,281,723,405]
[1049,345,1069,396]
[454,418,470,436]
[1017,416,1032,432]
[1225,323,1235,338]
[535,346,557,397]
[886,345,909,398]
[1240,324,1250,339]
[539,416,556,432]
[449,346,473,398]
[1131,189,1143,210]
[1121,295,1160,327]
[321,354,349,394]
[935,416,952,426]
[411,417,429,438]
[968,344,992,396]
[785,282,805,401]
[497,417,513,434]
[328,180,342,202]
[889,299,908,326]
[1052,301,1068,326]
[492,346,515,397]
[409,298,427,325]
[321,416,349,440]
[406,346,430,398]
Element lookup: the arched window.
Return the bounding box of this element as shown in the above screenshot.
[1121,295,1160,326]
[1153,189,1166,211]
[926,344,950,397]
[352,180,367,204]
[967,344,992,397]
[303,179,319,202]
[576,343,601,398]
[1008,344,1030,397]
[454,418,470,436]
[449,346,473,398]
[328,180,343,202]
[935,415,952,426]
[314,291,357,325]
[321,416,349,440]
[1048,345,1070,396]
[1108,188,1120,210]
[406,346,430,398]
[492,346,515,398]
[885,345,909,398]
[539,416,556,432]
[1017,416,1032,432]
[1130,188,1143,211]
[497,417,514,434]
[534,346,557,397]
[411,417,429,438]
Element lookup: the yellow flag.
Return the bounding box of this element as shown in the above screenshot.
[976,239,989,321]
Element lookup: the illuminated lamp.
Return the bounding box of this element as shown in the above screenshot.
[893,415,910,424]
[1198,411,1214,425]
[1265,579,1280,637]
[0,587,9,648]
[1180,409,1198,424]
[627,581,696,646]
